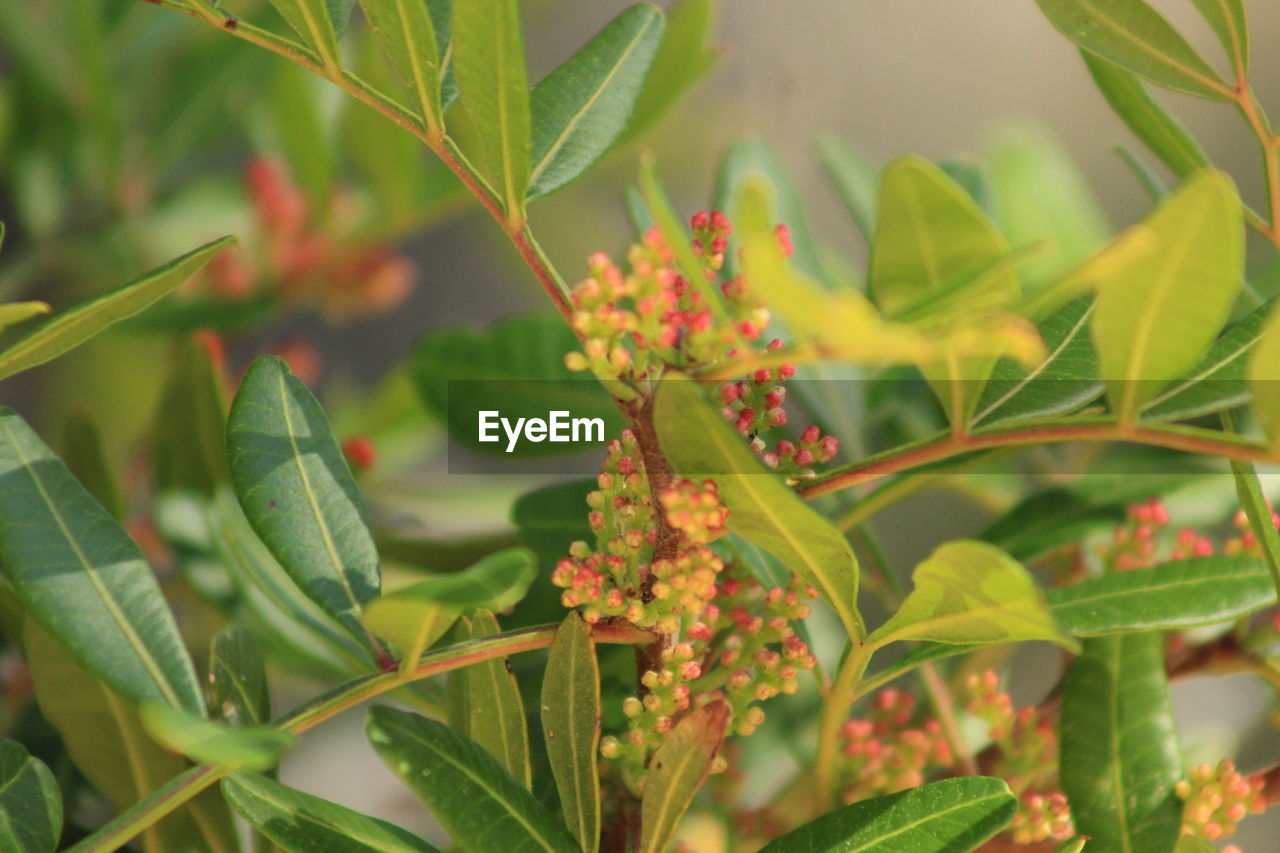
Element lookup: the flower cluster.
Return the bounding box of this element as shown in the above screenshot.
[196,158,414,321]
[964,670,1072,844]
[720,366,842,478]
[1176,759,1267,844]
[835,689,954,801]
[552,430,817,789]
[1097,496,1280,572]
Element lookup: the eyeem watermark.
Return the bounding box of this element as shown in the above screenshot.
[478,410,606,453]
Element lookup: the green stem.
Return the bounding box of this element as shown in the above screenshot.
[811,640,873,812]
[800,416,1276,500]
[70,621,652,853]
[1222,411,1280,599]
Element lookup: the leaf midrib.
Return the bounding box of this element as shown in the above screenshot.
[394,0,439,126]
[975,301,1095,422]
[2,418,184,709]
[1075,0,1227,96]
[529,9,657,188]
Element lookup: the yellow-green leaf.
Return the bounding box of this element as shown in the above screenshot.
[0,301,50,334]
[1091,170,1243,421]
[359,0,446,132]
[866,540,1078,652]
[1251,300,1280,454]
[654,375,863,639]
[449,611,532,788]
[540,613,600,853]
[639,701,729,853]
[140,703,295,773]
[266,0,341,69]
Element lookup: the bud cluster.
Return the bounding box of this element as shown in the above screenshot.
[835,688,954,801]
[1176,759,1267,844]
[1098,497,1280,572]
[720,366,842,478]
[964,670,1073,845]
[562,211,779,381]
[196,158,414,321]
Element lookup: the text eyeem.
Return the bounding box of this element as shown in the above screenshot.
[477,410,606,453]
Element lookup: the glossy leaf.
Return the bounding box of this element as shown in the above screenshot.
[25,622,238,851]
[639,701,729,853]
[1142,298,1272,422]
[1251,300,1280,453]
[0,236,234,381]
[1047,556,1275,634]
[1060,633,1182,852]
[866,540,1077,652]
[224,773,443,853]
[267,0,342,68]
[0,409,204,713]
[654,376,863,639]
[757,777,1016,853]
[449,611,532,787]
[227,355,381,655]
[1082,52,1211,178]
[366,706,579,853]
[816,133,879,245]
[1034,0,1230,98]
[210,627,271,727]
[141,703,295,772]
[411,314,623,458]
[715,133,823,278]
[1228,456,1280,597]
[1092,170,1243,421]
[973,296,1101,426]
[360,0,446,131]
[1190,0,1248,72]
[987,126,1110,293]
[453,0,530,214]
[527,4,664,199]
[541,612,600,853]
[620,0,716,143]
[0,739,61,853]
[363,547,537,670]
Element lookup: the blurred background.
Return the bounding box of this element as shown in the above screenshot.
[2,0,1279,849]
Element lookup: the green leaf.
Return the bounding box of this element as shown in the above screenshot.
[24,622,238,852]
[210,627,271,727]
[1227,450,1280,598]
[987,125,1110,294]
[511,478,594,564]
[980,485,1126,561]
[1034,0,1230,98]
[1054,837,1090,853]
[756,777,1016,853]
[0,739,61,853]
[0,409,204,713]
[619,0,716,144]
[639,701,729,853]
[411,314,624,458]
[1189,0,1249,73]
[1081,52,1212,178]
[141,703,295,772]
[1060,633,1182,853]
[366,706,579,853]
[869,156,1020,423]
[1173,837,1217,853]
[267,0,342,68]
[0,236,234,381]
[870,156,1015,319]
[715,133,823,278]
[227,355,381,656]
[61,409,125,521]
[973,296,1102,427]
[1047,556,1276,634]
[0,301,50,334]
[363,547,537,670]
[1251,300,1280,453]
[866,540,1078,652]
[527,4,664,200]
[449,611,532,788]
[327,0,357,37]
[1141,298,1272,422]
[816,133,880,246]
[153,336,229,497]
[268,62,334,213]
[359,0,446,132]
[1091,170,1243,421]
[540,612,600,853]
[453,0,531,215]
[223,773,443,853]
[654,376,863,640]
